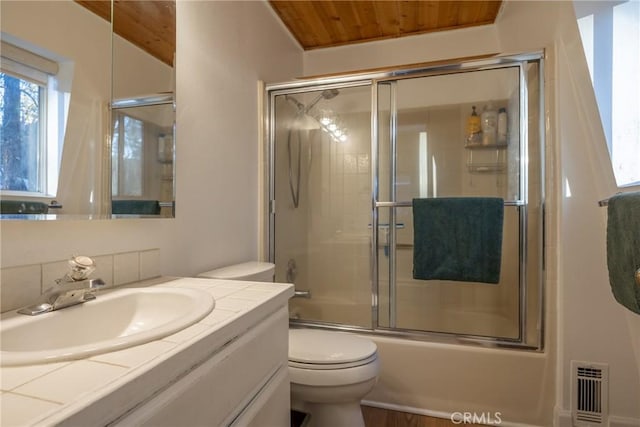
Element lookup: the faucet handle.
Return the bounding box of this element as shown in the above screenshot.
[68,255,96,281]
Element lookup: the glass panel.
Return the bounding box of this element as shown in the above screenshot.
[273,85,372,328]
[575,0,640,187]
[0,72,43,193]
[611,1,640,186]
[111,103,174,217]
[121,115,144,196]
[525,61,544,347]
[385,67,523,339]
[269,54,543,348]
[377,82,392,328]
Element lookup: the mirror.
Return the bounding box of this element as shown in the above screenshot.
[0,0,176,219]
[111,1,176,217]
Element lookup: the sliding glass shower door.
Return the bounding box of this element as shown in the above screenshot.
[267,53,544,348]
[270,84,374,328]
[376,67,524,340]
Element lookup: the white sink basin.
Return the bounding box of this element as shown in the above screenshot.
[1,287,215,366]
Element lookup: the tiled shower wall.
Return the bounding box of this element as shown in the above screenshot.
[0,249,161,313]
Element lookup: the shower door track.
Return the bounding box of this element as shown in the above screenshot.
[375,200,526,207]
[290,319,538,351]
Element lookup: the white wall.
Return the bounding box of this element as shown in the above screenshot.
[496,1,640,423]
[1,2,302,281]
[303,25,500,76]
[301,0,640,425]
[171,0,301,275]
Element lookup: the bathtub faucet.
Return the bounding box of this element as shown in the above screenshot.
[293,290,312,299]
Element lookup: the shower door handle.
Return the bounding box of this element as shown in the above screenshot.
[367,223,405,229]
[375,201,412,208]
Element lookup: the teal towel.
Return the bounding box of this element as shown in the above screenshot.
[112,200,161,215]
[412,197,504,284]
[607,192,640,315]
[0,200,48,214]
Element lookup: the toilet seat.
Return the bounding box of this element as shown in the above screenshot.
[289,355,380,387]
[289,329,377,365]
[288,329,379,387]
[288,353,377,370]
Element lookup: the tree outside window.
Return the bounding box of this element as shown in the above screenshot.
[0,72,44,192]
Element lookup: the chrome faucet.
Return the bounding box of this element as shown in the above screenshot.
[18,256,106,316]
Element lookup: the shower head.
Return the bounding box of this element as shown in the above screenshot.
[285,89,340,116]
[305,89,340,113]
[321,89,339,100]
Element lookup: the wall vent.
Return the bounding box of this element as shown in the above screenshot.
[571,361,609,426]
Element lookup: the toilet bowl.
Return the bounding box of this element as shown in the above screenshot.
[289,328,379,427]
[197,262,380,427]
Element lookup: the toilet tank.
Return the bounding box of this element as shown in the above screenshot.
[198,261,275,282]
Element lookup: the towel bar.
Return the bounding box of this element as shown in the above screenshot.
[599,193,625,207]
[375,200,525,208]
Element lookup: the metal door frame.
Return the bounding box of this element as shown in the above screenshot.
[265,51,545,350]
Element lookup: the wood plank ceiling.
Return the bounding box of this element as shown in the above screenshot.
[269,0,503,50]
[75,1,502,64]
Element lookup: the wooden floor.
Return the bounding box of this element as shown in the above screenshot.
[362,406,484,427]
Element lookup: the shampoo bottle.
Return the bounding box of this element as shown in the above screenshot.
[497,107,508,145]
[481,103,498,145]
[465,105,482,145]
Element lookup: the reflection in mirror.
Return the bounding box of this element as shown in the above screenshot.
[111,1,175,217]
[111,1,175,99]
[111,96,174,217]
[0,0,176,220]
[0,0,111,218]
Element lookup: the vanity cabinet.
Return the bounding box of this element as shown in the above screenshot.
[115,307,290,426]
[0,278,294,427]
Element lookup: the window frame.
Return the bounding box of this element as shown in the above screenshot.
[111,111,145,198]
[0,39,65,198]
[0,69,49,196]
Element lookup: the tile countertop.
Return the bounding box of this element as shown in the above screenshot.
[0,277,294,427]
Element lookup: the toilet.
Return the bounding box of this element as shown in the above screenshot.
[198,262,380,427]
[288,328,379,427]
[198,261,276,282]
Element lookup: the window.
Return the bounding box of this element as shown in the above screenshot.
[0,39,67,197]
[575,0,640,187]
[112,113,144,197]
[0,72,44,192]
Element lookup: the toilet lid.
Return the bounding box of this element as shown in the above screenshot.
[289,329,377,365]
[199,261,274,279]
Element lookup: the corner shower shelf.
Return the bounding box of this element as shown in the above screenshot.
[464,142,509,150]
[466,162,506,173]
[465,142,508,173]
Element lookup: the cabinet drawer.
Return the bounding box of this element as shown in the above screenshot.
[228,365,289,427]
[115,307,289,427]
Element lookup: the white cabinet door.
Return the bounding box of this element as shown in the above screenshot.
[114,307,289,427]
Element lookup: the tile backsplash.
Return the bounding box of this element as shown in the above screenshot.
[0,249,161,313]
